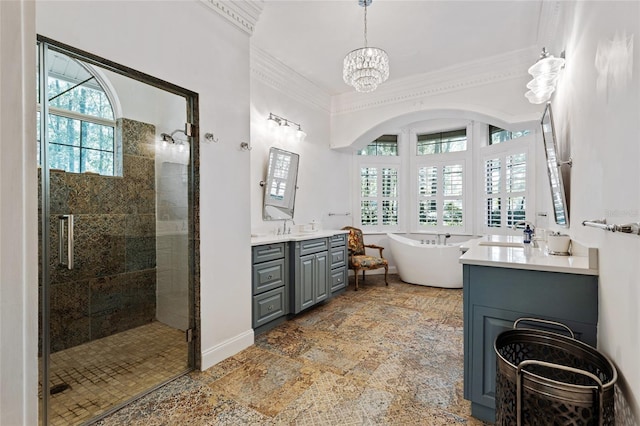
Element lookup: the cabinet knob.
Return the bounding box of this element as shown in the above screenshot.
[338,278,342,282]
[267,275,272,280]
[268,305,273,311]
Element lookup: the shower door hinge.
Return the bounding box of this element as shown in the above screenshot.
[186,328,194,343]
[185,123,196,138]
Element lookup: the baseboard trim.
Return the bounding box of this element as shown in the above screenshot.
[200,329,254,371]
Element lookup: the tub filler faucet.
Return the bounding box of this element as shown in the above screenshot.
[436,233,452,245]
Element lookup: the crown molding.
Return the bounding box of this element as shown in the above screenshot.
[536,0,564,50]
[250,45,332,113]
[199,0,263,35]
[331,47,539,115]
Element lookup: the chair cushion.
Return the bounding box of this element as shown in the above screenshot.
[350,255,388,270]
[345,228,365,255]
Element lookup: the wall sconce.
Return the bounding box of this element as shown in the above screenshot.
[159,130,189,156]
[525,48,565,104]
[267,113,306,143]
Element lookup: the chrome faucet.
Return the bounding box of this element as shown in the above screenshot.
[282,219,295,235]
[513,221,537,247]
[512,221,535,235]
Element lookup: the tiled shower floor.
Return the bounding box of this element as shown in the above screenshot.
[41,321,189,425]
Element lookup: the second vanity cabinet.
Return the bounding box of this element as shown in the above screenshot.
[462,264,598,423]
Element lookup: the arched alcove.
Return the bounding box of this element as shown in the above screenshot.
[335,106,540,152]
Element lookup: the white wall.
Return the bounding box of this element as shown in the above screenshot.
[0,2,38,424]
[36,0,254,371]
[553,1,640,420]
[250,73,351,235]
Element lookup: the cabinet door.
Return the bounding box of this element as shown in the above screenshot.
[315,252,329,302]
[330,246,346,269]
[299,254,316,311]
[330,233,346,247]
[330,267,347,293]
[253,287,286,328]
[471,306,518,411]
[300,238,328,256]
[252,243,286,263]
[252,258,285,295]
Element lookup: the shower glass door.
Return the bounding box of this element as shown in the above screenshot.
[38,39,197,425]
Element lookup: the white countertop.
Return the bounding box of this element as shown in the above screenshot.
[251,229,349,246]
[459,235,599,276]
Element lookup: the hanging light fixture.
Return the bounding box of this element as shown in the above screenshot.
[524,47,565,104]
[343,0,389,93]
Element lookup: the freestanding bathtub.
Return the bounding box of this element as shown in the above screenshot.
[387,233,464,288]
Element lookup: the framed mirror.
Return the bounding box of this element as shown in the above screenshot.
[263,147,299,220]
[541,103,570,227]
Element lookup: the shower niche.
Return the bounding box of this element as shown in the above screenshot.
[38,38,198,425]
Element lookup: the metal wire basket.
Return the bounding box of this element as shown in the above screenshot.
[494,318,618,426]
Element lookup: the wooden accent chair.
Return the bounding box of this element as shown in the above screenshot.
[342,226,389,291]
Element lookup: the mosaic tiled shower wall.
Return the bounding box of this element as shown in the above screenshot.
[41,118,157,353]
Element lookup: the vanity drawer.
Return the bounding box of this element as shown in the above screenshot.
[299,238,328,256]
[252,259,285,295]
[252,243,286,263]
[331,233,347,247]
[253,286,286,328]
[330,246,346,269]
[330,267,347,293]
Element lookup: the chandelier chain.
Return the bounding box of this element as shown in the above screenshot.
[363,2,368,47]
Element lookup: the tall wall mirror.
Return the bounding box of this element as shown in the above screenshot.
[262,147,299,220]
[541,102,570,227]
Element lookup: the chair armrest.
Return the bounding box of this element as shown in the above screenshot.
[364,244,385,258]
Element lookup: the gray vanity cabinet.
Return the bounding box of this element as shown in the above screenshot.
[252,243,288,333]
[329,233,347,295]
[291,238,331,314]
[463,264,598,423]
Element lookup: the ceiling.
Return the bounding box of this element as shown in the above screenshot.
[251,0,546,96]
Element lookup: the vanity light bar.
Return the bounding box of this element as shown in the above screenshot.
[267,113,306,142]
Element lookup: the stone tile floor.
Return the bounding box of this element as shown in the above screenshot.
[98,274,488,425]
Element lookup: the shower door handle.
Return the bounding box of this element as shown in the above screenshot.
[58,214,74,270]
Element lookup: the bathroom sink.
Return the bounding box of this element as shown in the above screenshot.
[478,241,524,248]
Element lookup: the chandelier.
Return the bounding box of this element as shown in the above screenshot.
[343,0,389,93]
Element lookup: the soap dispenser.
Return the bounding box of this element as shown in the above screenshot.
[523,225,533,244]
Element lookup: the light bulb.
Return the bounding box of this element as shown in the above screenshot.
[525,90,550,104]
[296,127,306,143]
[267,114,278,130]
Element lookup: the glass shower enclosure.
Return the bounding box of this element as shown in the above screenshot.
[37,37,198,425]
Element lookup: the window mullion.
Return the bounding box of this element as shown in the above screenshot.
[48,106,116,128]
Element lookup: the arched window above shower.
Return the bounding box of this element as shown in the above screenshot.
[37,47,121,176]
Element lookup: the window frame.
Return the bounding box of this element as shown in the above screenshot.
[37,48,120,176]
[354,133,403,233]
[351,122,535,237]
[409,123,472,234]
[478,135,533,235]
